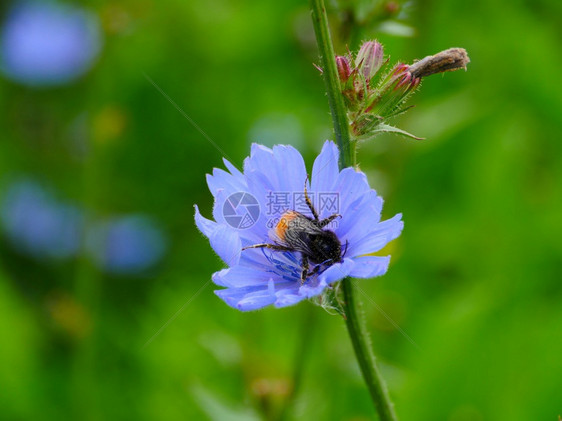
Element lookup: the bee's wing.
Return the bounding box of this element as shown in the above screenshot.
[268,227,288,246]
[266,211,307,246]
[267,212,323,256]
[284,221,324,256]
[287,232,315,256]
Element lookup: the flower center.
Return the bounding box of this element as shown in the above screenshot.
[260,249,329,284]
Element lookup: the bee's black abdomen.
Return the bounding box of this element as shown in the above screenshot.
[307,230,342,265]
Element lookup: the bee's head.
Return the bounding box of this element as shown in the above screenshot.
[309,230,342,265]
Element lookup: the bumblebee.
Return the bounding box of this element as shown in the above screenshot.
[242,181,346,283]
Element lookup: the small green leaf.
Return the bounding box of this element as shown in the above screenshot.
[374,123,424,140]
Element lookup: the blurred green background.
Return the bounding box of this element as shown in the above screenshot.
[1,0,561,420]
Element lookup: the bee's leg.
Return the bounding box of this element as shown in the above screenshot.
[341,239,349,259]
[306,265,320,277]
[302,262,320,282]
[242,243,293,252]
[300,255,310,284]
[318,213,341,228]
[304,176,320,221]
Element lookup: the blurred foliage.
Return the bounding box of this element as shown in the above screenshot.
[0,0,561,420]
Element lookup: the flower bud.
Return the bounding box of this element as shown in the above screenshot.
[384,1,400,16]
[335,55,351,83]
[355,41,384,82]
[364,63,419,115]
[408,48,470,78]
[385,64,419,93]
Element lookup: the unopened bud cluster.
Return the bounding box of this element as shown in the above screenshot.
[335,41,421,140]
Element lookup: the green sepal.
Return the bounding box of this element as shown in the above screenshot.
[312,282,346,317]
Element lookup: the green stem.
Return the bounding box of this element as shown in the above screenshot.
[310,0,354,167]
[310,1,398,420]
[341,280,397,421]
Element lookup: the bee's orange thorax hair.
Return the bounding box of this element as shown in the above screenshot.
[275,211,299,241]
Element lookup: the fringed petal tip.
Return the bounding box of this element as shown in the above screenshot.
[195,205,241,266]
[194,205,216,238]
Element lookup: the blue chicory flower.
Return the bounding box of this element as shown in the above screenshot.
[195,141,403,311]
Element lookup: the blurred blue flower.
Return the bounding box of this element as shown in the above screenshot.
[195,141,403,311]
[0,1,102,86]
[1,179,167,275]
[0,180,82,259]
[86,215,167,275]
